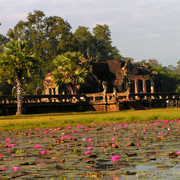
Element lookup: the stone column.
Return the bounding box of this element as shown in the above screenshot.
[55,87,59,95]
[135,79,138,94]
[143,79,146,93]
[150,81,155,93]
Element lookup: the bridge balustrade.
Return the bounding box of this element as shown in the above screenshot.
[0,95,87,104]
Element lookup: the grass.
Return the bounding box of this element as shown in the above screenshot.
[0,108,180,130]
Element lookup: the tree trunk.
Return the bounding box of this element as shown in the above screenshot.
[16,75,24,115]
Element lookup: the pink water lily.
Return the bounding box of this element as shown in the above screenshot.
[5,138,10,143]
[87,138,92,142]
[34,144,41,149]
[111,137,115,141]
[11,144,15,147]
[1,167,6,170]
[85,151,91,155]
[177,151,180,156]
[110,155,121,162]
[13,166,19,178]
[1,167,6,175]
[13,167,19,171]
[87,146,92,150]
[41,150,47,154]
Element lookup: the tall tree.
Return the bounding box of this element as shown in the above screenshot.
[93,24,121,60]
[7,10,76,65]
[6,10,77,94]
[52,52,88,94]
[74,26,94,59]
[0,41,37,114]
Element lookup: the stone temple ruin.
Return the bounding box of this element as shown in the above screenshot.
[44,59,160,96]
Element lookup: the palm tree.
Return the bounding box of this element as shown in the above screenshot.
[52,52,88,94]
[0,40,37,115]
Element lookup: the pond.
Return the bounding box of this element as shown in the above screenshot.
[0,119,179,179]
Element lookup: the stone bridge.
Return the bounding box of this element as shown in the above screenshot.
[0,92,180,115]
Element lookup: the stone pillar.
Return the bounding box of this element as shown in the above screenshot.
[150,81,155,93]
[93,94,96,102]
[135,80,138,94]
[55,87,59,95]
[143,79,146,93]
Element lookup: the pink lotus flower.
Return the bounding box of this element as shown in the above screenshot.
[177,151,180,156]
[11,144,15,147]
[40,150,47,155]
[87,146,92,150]
[85,151,91,155]
[5,138,10,143]
[112,143,116,148]
[13,167,19,171]
[0,154,3,157]
[99,143,104,146]
[13,167,19,177]
[112,137,115,141]
[1,167,6,175]
[158,132,162,136]
[110,155,121,162]
[34,144,41,149]
[64,135,71,139]
[87,138,92,142]
[61,136,64,140]
[1,167,5,170]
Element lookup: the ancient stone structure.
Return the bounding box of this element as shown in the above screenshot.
[44,59,160,96]
[90,59,160,94]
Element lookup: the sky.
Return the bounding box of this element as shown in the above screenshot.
[1,0,180,67]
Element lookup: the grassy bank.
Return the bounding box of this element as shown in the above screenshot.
[0,108,180,130]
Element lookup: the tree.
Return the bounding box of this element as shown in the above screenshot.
[92,24,121,61]
[7,10,76,66]
[52,52,88,94]
[74,26,94,59]
[0,41,37,115]
[6,10,77,94]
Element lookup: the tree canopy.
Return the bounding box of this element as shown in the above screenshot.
[0,10,180,95]
[52,52,88,94]
[0,40,37,114]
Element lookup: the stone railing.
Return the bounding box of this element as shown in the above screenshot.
[129,92,180,100]
[85,91,129,103]
[0,94,87,104]
[1,92,180,105]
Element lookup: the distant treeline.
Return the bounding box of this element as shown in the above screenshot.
[0,10,180,95]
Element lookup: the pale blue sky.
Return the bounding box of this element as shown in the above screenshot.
[1,0,180,66]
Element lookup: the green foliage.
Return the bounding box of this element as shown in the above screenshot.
[138,59,180,92]
[0,41,37,80]
[52,52,88,94]
[0,10,122,95]
[0,78,13,95]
